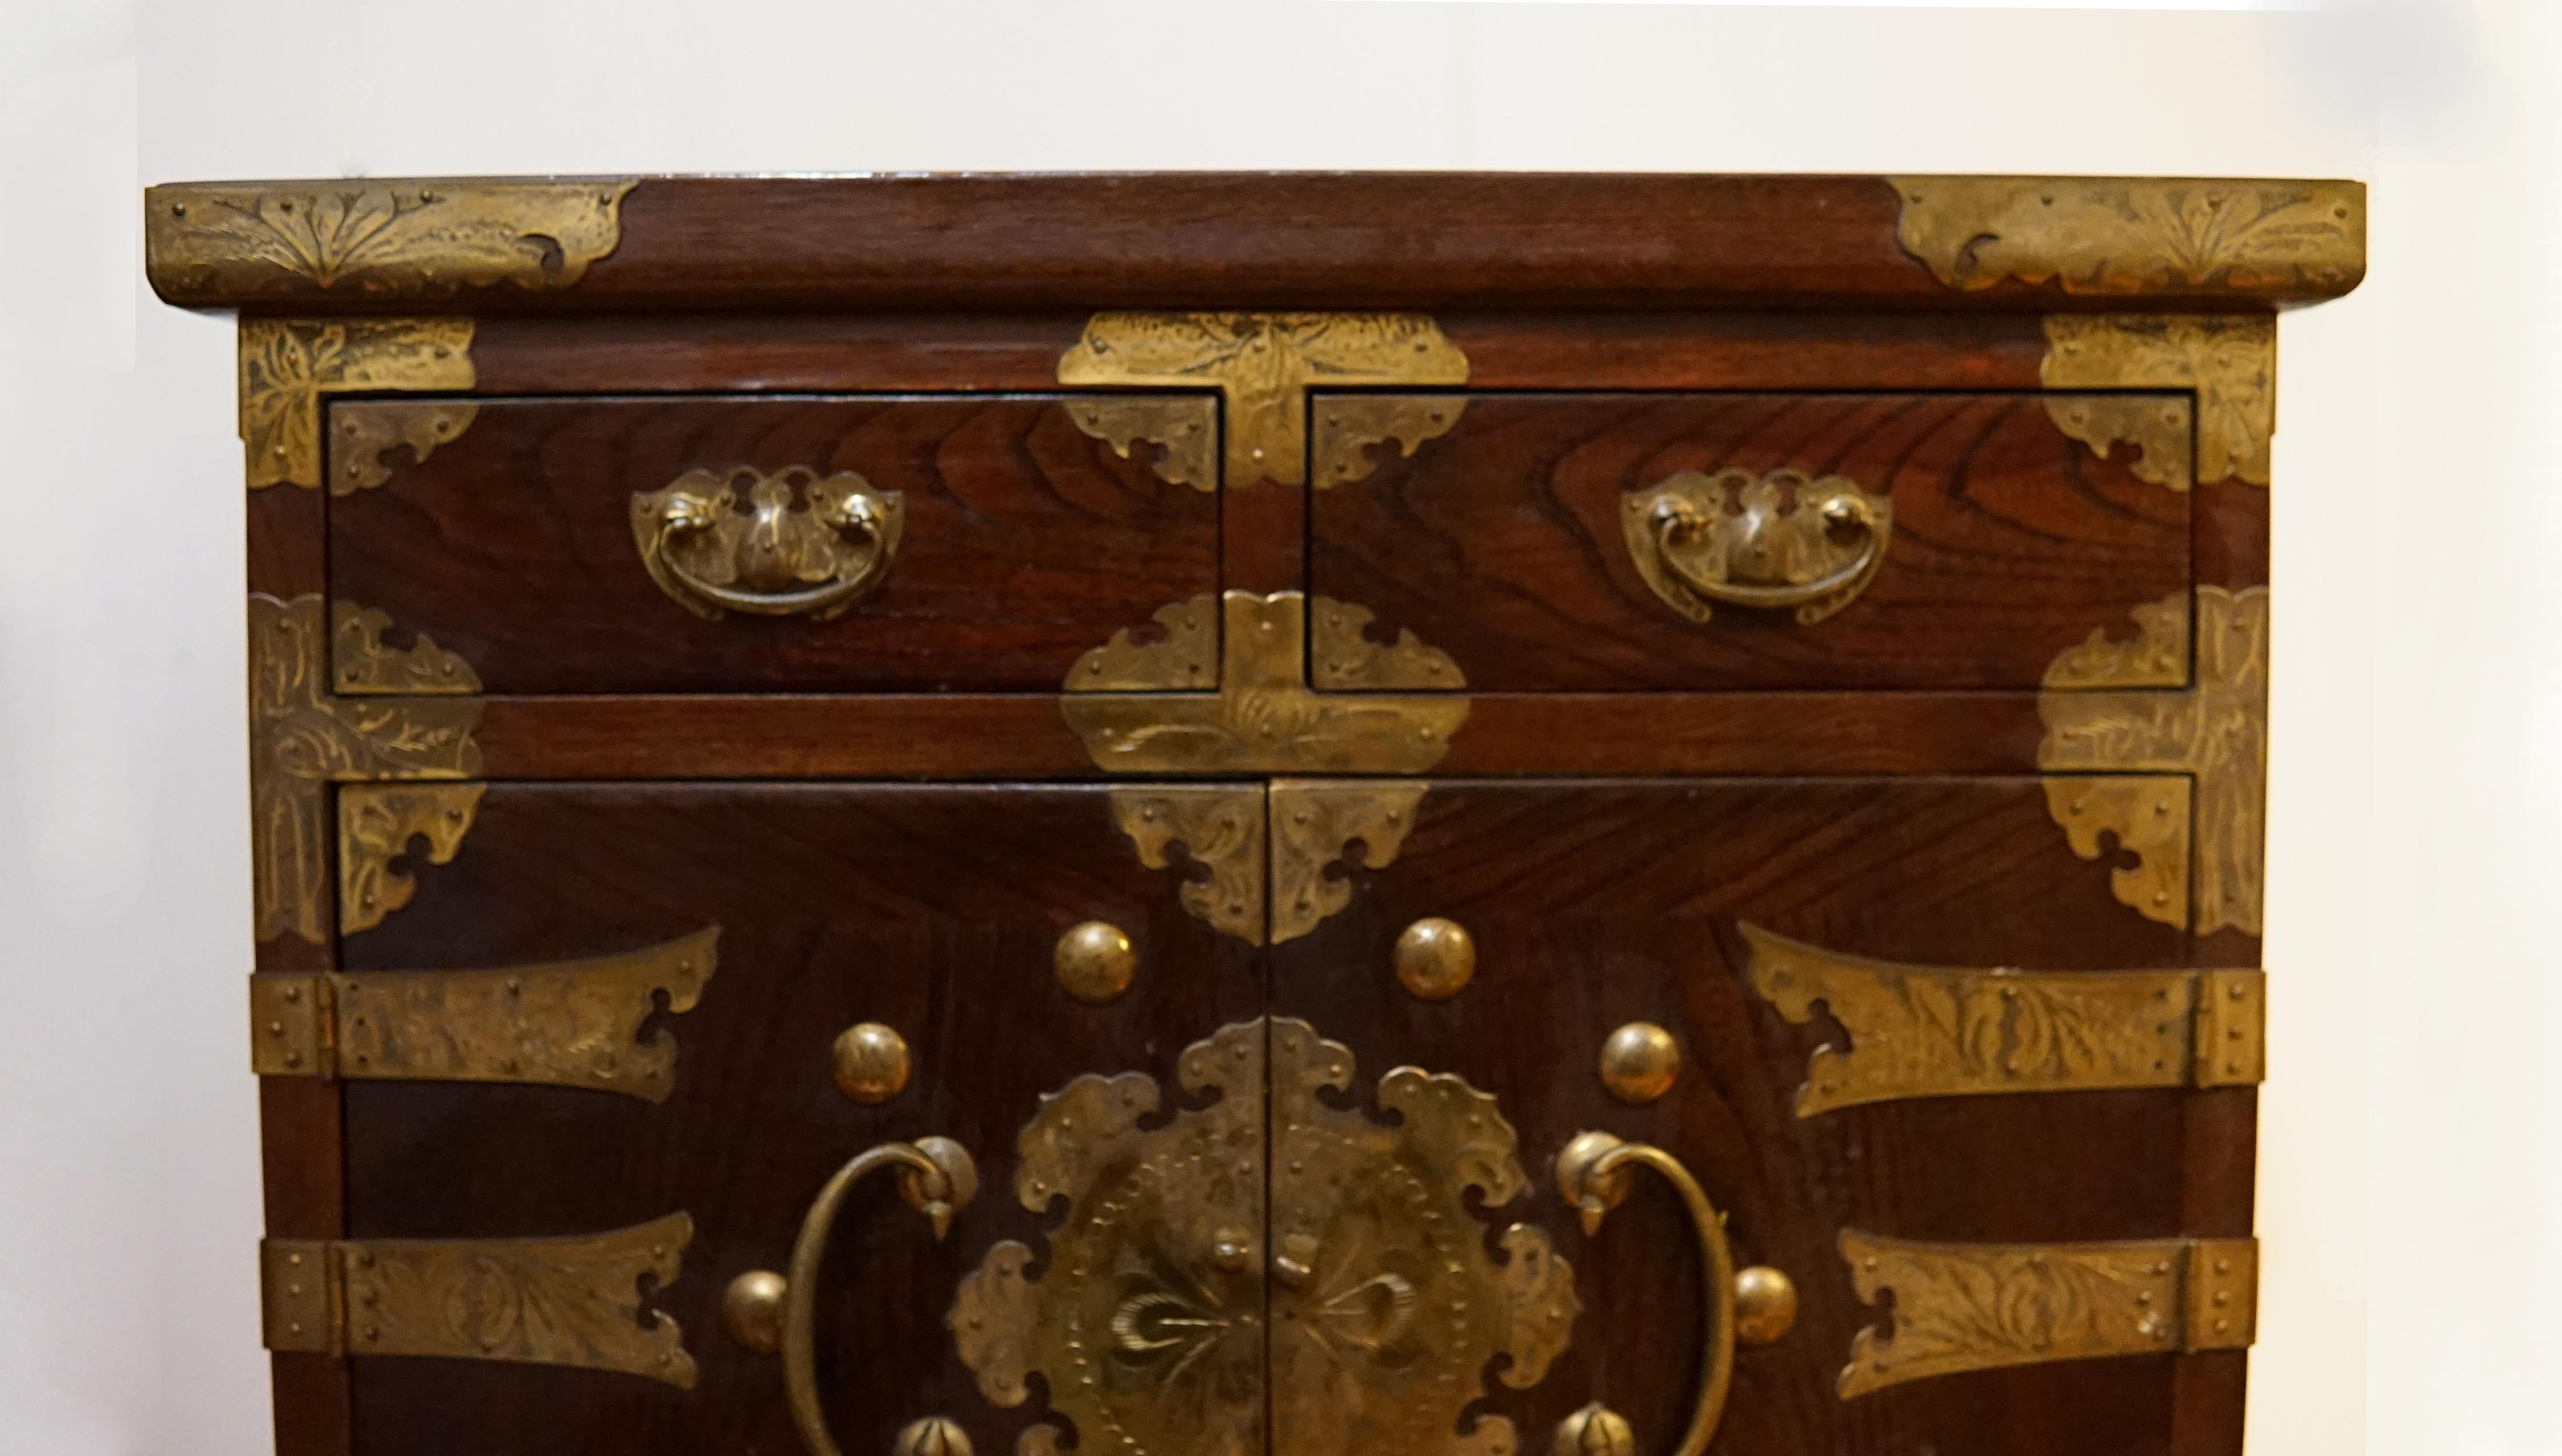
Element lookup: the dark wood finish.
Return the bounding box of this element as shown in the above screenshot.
[248,486,327,601]
[1312,393,2191,691]
[1271,779,2190,1456]
[327,396,1215,694]
[150,174,2364,314]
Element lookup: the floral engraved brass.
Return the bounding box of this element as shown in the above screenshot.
[1887,177,2364,299]
[261,1212,697,1387]
[251,594,482,945]
[240,318,474,489]
[1067,397,1218,491]
[2043,395,2193,492]
[1311,600,1464,692]
[1108,786,1270,944]
[1743,924,2267,1116]
[149,180,637,300]
[1312,395,1468,488]
[950,1019,1577,1456]
[1058,313,1468,487]
[1068,594,1219,692]
[1837,1231,2258,1398]
[331,400,481,494]
[2042,585,2267,935]
[2043,315,2274,487]
[332,602,481,696]
[1061,593,1470,774]
[248,927,719,1102]
[1269,780,1429,945]
[631,467,904,621]
[1622,469,1894,626]
[339,783,486,936]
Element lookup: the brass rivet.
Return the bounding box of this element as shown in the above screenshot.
[831,1022,911,1105]
[721,1269,787,1353]
[1055,921,1137,1005]
[1394,917,1476,1001]
[1553,1402,1634,1456]
[1734,1265,1798,1347]
[1599,1022,1679,1104]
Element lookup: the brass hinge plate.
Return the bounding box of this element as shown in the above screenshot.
[248,927,717,1101]
[260,1213,697,1386]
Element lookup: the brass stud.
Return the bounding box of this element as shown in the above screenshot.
[1054,921,1137,1006]
[1734,1265,1799,1347]
[1394,917,1476,1001]
[1599,1022,1680,1104]
[721,1269,786,1353]
[896,1417,974,1456]
[831,1022,911,1104]
[1553,1402,1634,1456]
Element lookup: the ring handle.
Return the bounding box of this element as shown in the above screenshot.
[632,466,905,622]
[1558,1132,1794,1456]
[725,1137,978,1456]
[1621,468,1892,627]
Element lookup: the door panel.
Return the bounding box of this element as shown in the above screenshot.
[1266,778,2199,1456]
[337,782,1263,1456]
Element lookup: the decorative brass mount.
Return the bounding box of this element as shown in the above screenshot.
[631,466,905,621]
[248,927,718,1100]
[1744,924,2264,1116]
[1065,397,1219,491]
[1622,468,1894,626]
[260,1212,697,1387]
[332,399,482,494]
[339,782,486,935]
[1105,781,1432,947]
[1838,1230,2258,1398]
[150,179,637,300]
[1888,177,2363,300]
[240,319,475,490]
[2044,315,2274,487]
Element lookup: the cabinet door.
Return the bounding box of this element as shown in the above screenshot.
[334,783,1263,1456]
[1266,778,2230,1456]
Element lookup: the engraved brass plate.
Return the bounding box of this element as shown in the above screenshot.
[952,1019,1578,1456]
[1313,395,1468,488]
[331,601,481,696]
[261,1212,697,1387]
[330,400,482,494]
[338,782,486,935]
[241,319,474,490]
[1109,785,1269,944]
[1838,1231,2257,1398]
[1744,924,2265,1115]
[249,927,717,1100]
[2043,315,2274,487]
[1058,313,1468,487]
[1067,397,1219,491]
[1310,599,1464,691]
[1269,780,1427,944]
[150,180,636,299]
[1070,594,1219,691]
[1888,177,2363,298]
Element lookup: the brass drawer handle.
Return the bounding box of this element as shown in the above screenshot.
[1622,468,1892,626]
[724,1137,978,1456]
[632,466,904,621]
[1558,1132,1796,1456]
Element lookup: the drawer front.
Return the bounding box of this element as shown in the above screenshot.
[326,395,1217,694]
[1310,393,2192,692]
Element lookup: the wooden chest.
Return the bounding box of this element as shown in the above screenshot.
[148,173,2364,1456]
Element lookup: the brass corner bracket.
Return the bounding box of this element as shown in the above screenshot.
[1271,780,1428,944]
[2041,585,2267,936]
[150,178,637,301]
[1108,785,1270,944]
[251,594,482,944]
[1057,313,1468,487]
[339,783,486,935]
[1066,396,1218,491]
[262,1212,697,1388]
[1313,395,1469,488]
[2043,315,2275,488]
[1889,177,2363,299]
[331,399,482,495]
[241,318,475,490]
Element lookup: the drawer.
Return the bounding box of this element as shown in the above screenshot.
[325,394,1218,694]
[1310,393,2193,692]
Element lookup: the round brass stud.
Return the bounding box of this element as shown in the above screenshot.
[831,1022,911,1104]
[1599,1022,1680,1104]
[895,1417,974,1456]
[1394,917,1476,1001]
[1553,1402,1634,1456]
[1733,1265,1800,1347]
[1054,920,1137,1005]
[721,1269,786,1353]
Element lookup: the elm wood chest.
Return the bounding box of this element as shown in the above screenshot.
[147,173,2363,1456]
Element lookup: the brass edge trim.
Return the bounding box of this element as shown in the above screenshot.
[328,400,480,495]
[251,594,482,945]
[1057,313,1468,488]
[2042,315,2275,487]
[260,1213,698,1386]
[2041,585,2267,935]
[152,179,638,300]
[1888,177,2364,299]
[1312,395,1468,489]
[248,927,720,1102]
[1742,924,2266,1115]
[337,782,487,936]
[1061,592,1469,774]
[1838,1231,2258,1398]
[1269,780,1429,945]
[1064,396,1218,491]
[241,319,475,490]
[1108,786,1270,944]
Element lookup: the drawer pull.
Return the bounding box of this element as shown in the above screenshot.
[632,466,904,621]
[1559,1132,1796,1456]
[1623,468,1892,626]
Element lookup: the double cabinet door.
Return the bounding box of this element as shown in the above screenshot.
[325,774,2214,1456]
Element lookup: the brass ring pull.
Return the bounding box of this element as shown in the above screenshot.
[725,1137,978,1456]
[1621,468,1892,626]
[1559,1132,1794,1456]
[632,466,905,621]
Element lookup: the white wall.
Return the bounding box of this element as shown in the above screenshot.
[1,1,2546,1453]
